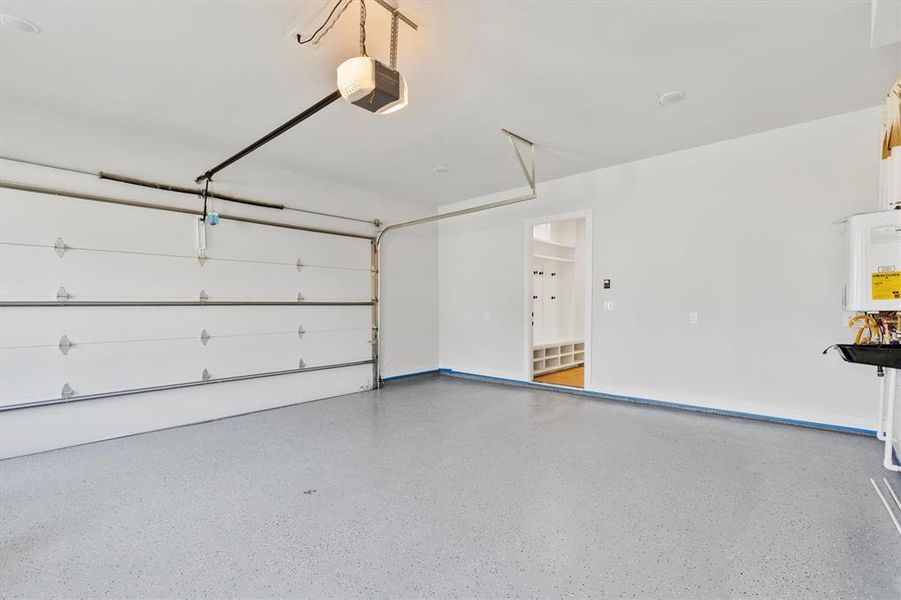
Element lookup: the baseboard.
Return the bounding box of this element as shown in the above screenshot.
[381,369,440,382]
[437,368,877,437]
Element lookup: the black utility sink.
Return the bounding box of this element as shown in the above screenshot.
[835,344,901,369]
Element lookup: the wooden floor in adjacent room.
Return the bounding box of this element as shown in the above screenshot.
[534,366,584,388]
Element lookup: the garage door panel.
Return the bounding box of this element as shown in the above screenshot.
[0,189,372,270]
[0,186,376,448]
[0,189,199,256]
[0,328,370,407]
[0,306,371,347]
[0,245,372,302]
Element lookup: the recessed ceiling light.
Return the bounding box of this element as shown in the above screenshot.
[658,90,685,106]
[433,166,448,174]
[0,13,40,34]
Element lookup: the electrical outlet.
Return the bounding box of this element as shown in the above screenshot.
[689,311,699,324]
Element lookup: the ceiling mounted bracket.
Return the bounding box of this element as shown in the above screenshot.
[372,0,417,31]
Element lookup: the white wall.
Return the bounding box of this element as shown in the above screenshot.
[0,157,437,458]
[439,107,885,431]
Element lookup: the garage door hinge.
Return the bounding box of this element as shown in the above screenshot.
[56,286,70,303]
[297,291,305,303]
[200,329,210,346]
[201,368,212,382]
[53,237,69,257]
[298,359,307,369]
[199,289,209,303]
[297,325,306,340]
[61,383,75,399]
[296,259,304,272]
[58,335,73,355]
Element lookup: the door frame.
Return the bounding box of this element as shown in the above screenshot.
[522,209,593,388]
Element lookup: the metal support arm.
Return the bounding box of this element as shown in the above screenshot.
[195,90,342,183]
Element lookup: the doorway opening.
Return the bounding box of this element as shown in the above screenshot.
[529,216,589,388]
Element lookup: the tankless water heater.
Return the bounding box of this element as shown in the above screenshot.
[844,210,901,311]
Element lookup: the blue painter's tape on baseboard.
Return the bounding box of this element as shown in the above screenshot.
[437,368,877,437]
[382,369,440,382]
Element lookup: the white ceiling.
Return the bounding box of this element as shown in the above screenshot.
[0,0,898,208]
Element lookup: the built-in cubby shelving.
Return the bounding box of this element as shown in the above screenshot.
[532,340,585,376]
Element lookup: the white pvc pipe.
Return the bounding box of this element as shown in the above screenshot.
[870,478,901,536]
[877,370,888,441]
[884,478,901,513]
[882,368,901,472]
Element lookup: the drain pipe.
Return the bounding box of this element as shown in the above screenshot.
[371,129,537,388]
[878,367,888,442]
[883,368,901,472]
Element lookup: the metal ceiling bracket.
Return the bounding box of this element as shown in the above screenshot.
[372,0,418,30]
[199,289,209,303]
[61,383,75,399]
[56,286,70,303]
[200,329,210,346]
[202,368,212,382]
[298,359,307,369]
[297,291,305,303]
[298,325,306,340]
[53,237,69,257]
[58,335,73,355]
[296,259,304,272]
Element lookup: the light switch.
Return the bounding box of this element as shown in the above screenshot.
[689,312,699,324]
[604,301,614,311]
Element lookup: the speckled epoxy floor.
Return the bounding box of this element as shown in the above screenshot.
[1,374,900,599]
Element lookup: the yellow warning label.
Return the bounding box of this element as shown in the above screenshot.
[872,271,901,300]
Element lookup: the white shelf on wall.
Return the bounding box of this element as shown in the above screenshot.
[533,238,576,250]
[533,254,575,263]
[532,340,584,376]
